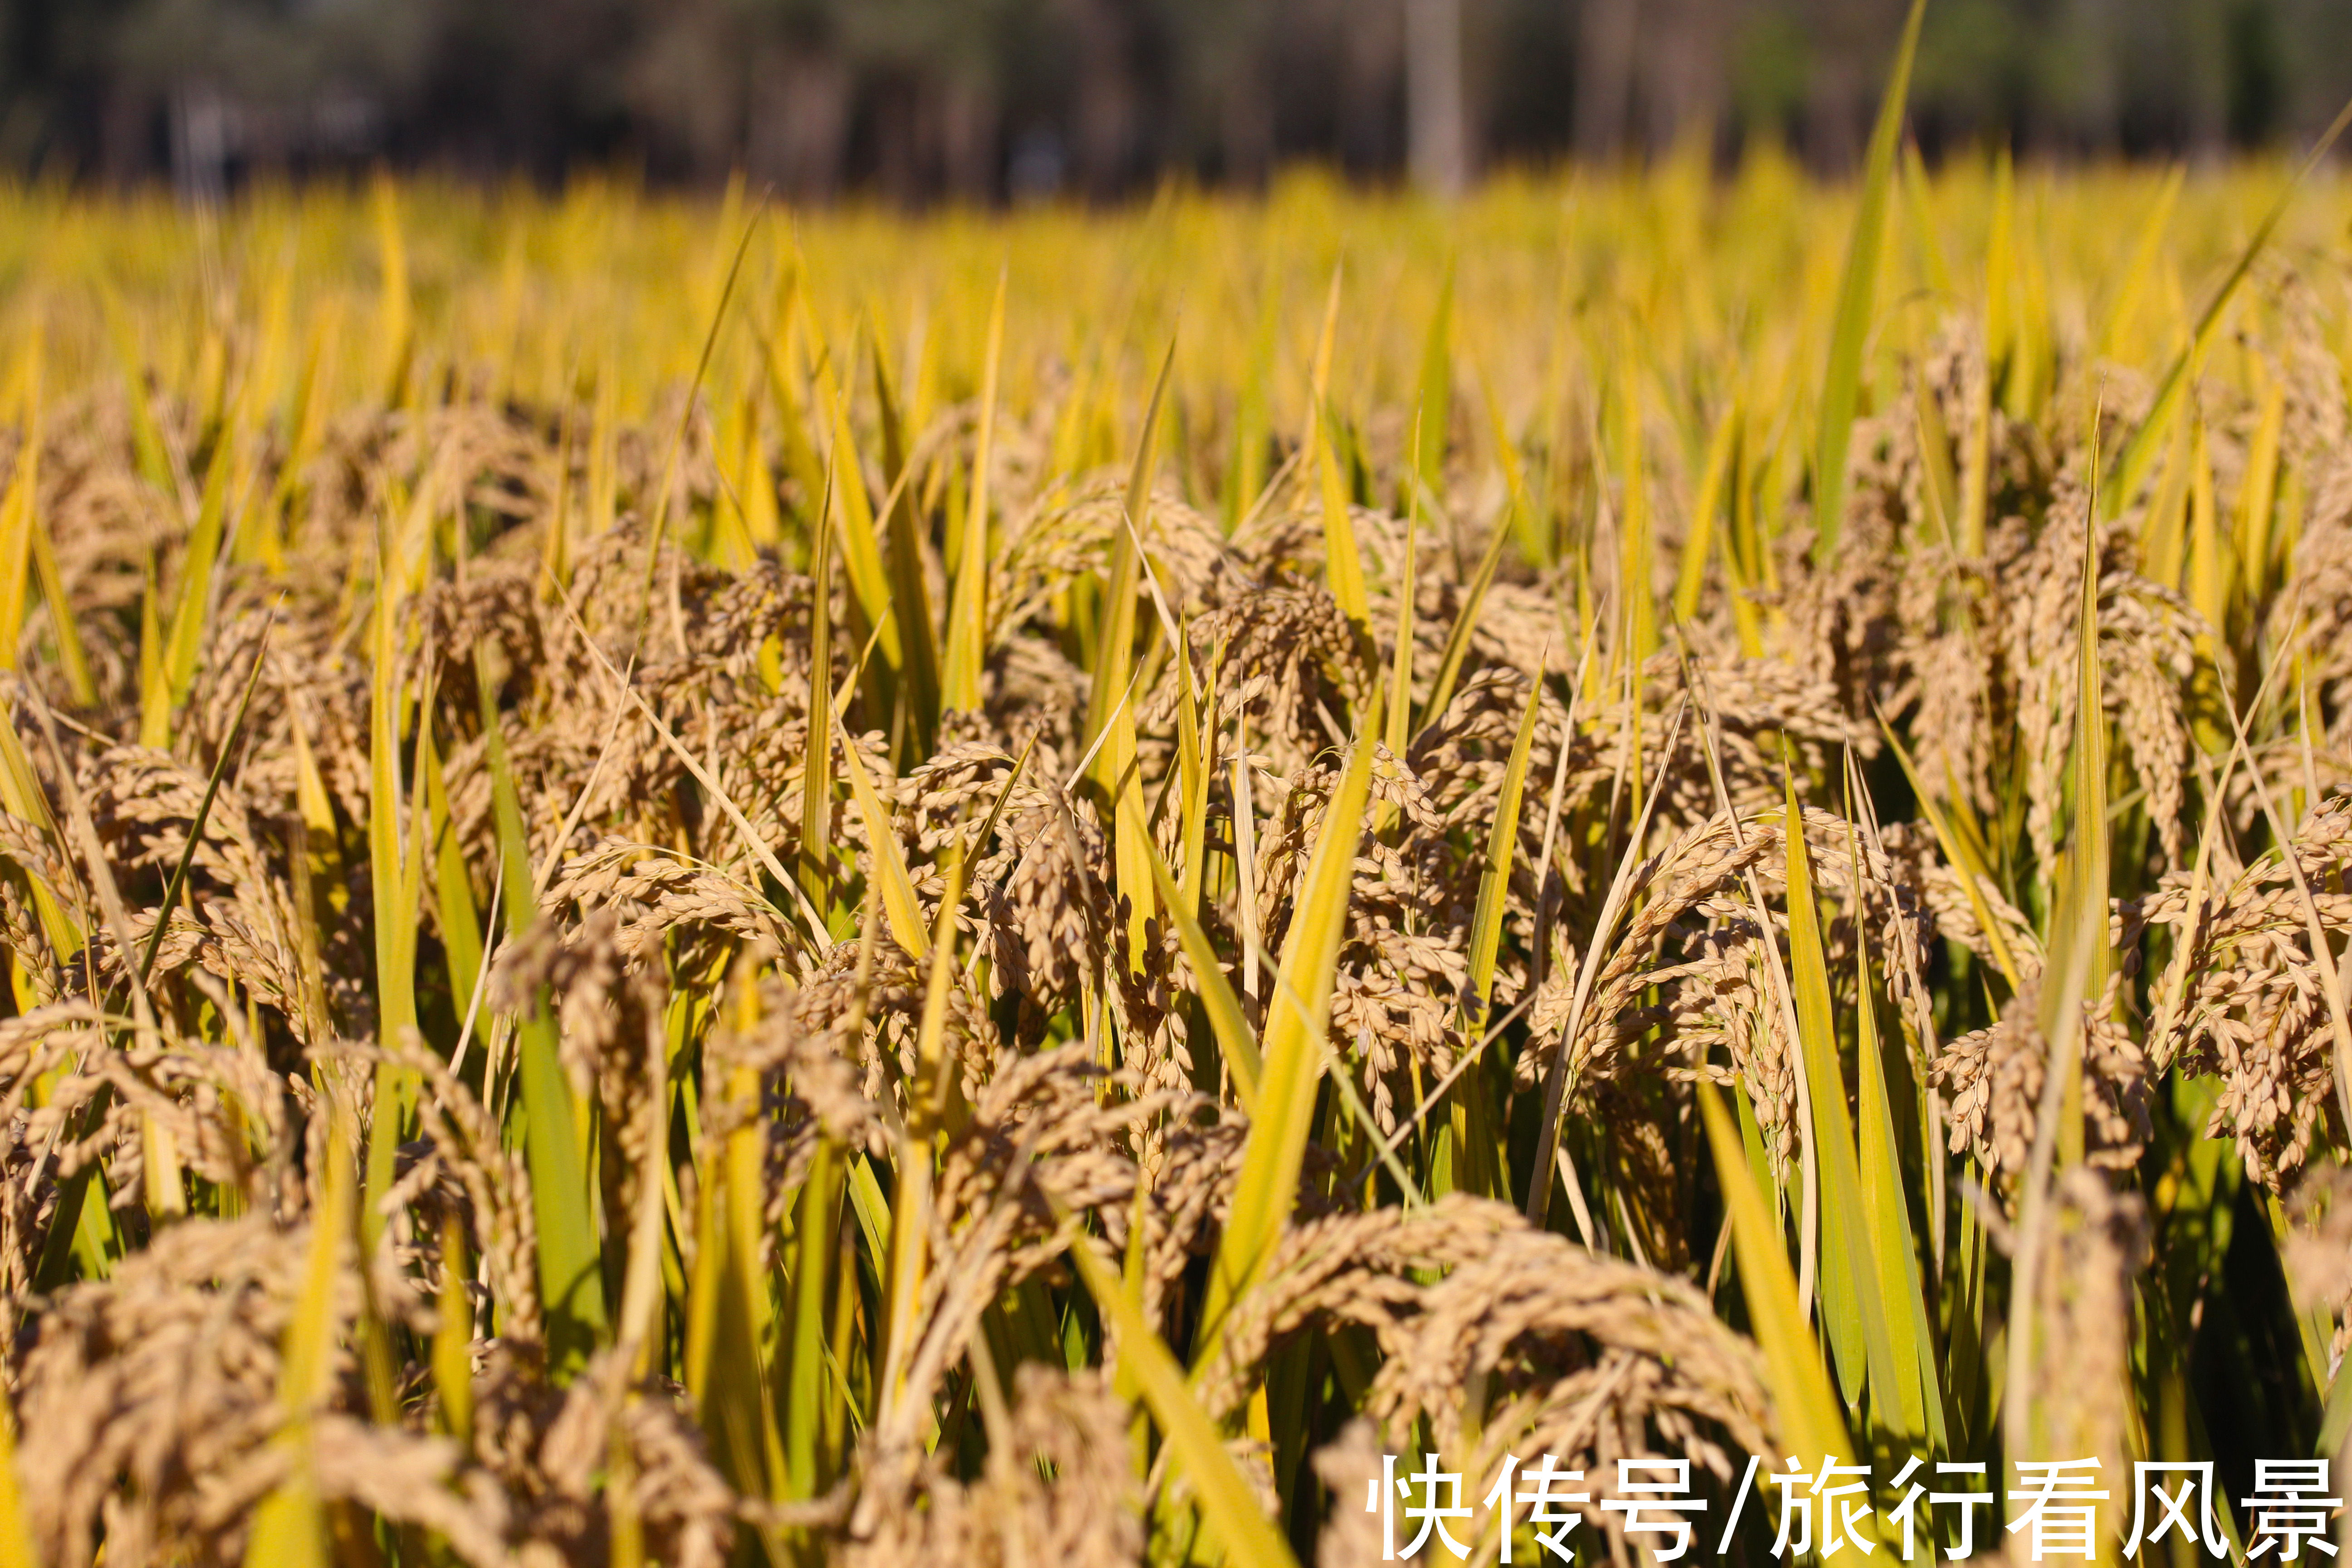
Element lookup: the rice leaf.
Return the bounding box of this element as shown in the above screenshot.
[784,1132,846,1496]
[421,720,485,1016]
[142,432,233,748]
[2038,499,2111,1164]
[360,535,427,1258]
[1387,447,1421,764]
[1413,265,1454,505]
[1310,270,1368,625]
[0,1394,34,1568]
[1781,770,1906,1430]
[241,1097,358,1568]
[1811,0,1927,565]
[1082,338,1176,971]
[2003,467,2115,1477]
[0,347,43,674]
[1065,1230,1301,1568]
[2106,98,2352,517]
[1844,795,1946,1451]
[2234,371,2285,614]
[2,355,93,710]
[941,266,1005,714]
[372,175,412,406]
[477,650,608,1374]
[1144,835,1263,1110]
[869,333,941,750]
[800,457,840,918]
[1193,715,1374,1370]
[1698,1080,1856,1466]
[835,710,927,960]
[1463,663,1543,1033]
[1671,397,1740,625]
[814,328,902,680]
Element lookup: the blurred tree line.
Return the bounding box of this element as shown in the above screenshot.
[3,0,2350,197]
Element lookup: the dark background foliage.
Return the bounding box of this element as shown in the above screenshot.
[5,0,2351,198]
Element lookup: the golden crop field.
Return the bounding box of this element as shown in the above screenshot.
[1,44,2352,1568]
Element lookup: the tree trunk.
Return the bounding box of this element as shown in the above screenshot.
[1406,0,1470,195]
[1640,0,1722,152]
[1575,0,1639,160]
[941,77,1000,204]
[1065,0,1137,198]
[746,44,853,203]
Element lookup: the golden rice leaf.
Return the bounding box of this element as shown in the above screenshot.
[801,458,841,917]
[2234,371,2285,613]
[1699,1080,1856,1467]
[242,1099,358,1568]
[477,652,609,1373]
[1066,1230,1301,1568]
[1671,397,1740,626]
[814,326,902,678]
[1811,0,1926,565]
[2105,96,2352,516]
[372,174,412,405]
[941,266,1006,714]
[142,433,233,749]
[361,552,419,1251]
[1845,806,1945,1453]
[2037,500,2111,1166]
[1194,716,1374,1371]
[1310,269,1368,626]
[835,711,928,960]
[1782,772,1904,1439]
[0,1396,35,1568]
[1412,265,1454,506]
[1144,835,1263,1111]
[0,346,40,672]
[1084,338,1176,971]
[1463,665,1542,1032]
[869,334,942,750]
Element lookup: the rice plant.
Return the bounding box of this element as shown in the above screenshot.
[0,43,2350,1568]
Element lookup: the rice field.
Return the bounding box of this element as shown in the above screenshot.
[0,44,2351,1568]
